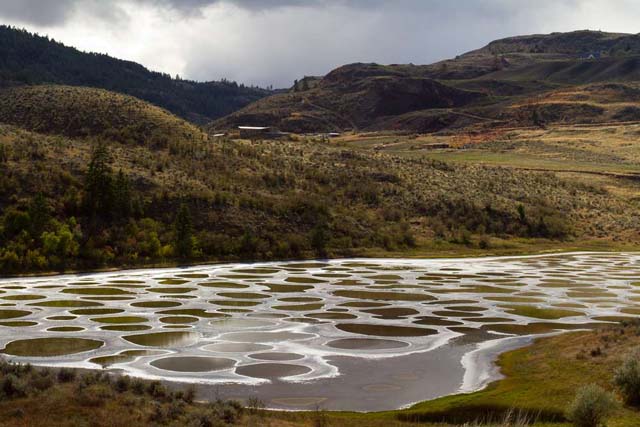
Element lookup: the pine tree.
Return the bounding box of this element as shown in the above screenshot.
[113,169,132,220]
[174,203,194,258]
[83,143,113,219]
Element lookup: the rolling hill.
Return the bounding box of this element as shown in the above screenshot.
[0,85,207,147]
[212,30,640,133]
[0,26,271,124]
[2,83,636,274]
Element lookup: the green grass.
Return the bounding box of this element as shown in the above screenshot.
[419,150,640,175]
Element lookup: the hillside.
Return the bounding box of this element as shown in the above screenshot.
[212,30,640,133]
[0,85,207,147]
[0,26,271,124]
[2,83,638,274]
[212,63,486,132]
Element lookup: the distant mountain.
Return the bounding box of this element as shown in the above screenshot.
[212,30,640,133]
[0,26,272,124]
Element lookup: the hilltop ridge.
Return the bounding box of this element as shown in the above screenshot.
[212,30,640,133]
[0,26,271,123]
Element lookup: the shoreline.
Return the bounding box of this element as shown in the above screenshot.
[3,239,640,279]
[0,331,544,412]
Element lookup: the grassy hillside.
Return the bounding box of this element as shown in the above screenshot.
[0,26,271,123]
[0,85,207,147]
[2,84,637,274]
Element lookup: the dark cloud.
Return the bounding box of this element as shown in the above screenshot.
[0,0,79,26]
[0,0,636,87]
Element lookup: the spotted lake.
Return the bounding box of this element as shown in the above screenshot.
[0,253,638,410]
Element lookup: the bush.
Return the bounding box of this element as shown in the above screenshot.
[0,374,27,399]
[184,386,196,404]
[57,368,76,383]
[246,396,265,415]
[114,375,130,393]
[566,384,618,427]
[147,380,167,399]
[613,347,640,406]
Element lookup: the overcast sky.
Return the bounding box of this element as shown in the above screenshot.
[0,0,638,87]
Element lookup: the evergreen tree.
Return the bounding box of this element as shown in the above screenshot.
[174,203,194,258]
[83,143,113,219]
[113,169,132,220]
[532,108,544,128]
[517,204,526,223]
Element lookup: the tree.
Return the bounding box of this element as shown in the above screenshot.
[174,204,194,258]
[0,143,8,163]
[517,204,526,223]
[113,169,132,219]
[83,144,113,219]
[532,108,544,128]
[28,193,50,240]
[311,221,330,257]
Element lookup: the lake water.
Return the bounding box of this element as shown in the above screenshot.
[0,252,638,410]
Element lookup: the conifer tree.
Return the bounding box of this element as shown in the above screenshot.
[113,169,132,219]
[174,203,194,258]
[84,143,113,219]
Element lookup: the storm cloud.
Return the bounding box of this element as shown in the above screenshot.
[0,0,639,87]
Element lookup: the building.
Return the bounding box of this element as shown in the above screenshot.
[238,126,271,139]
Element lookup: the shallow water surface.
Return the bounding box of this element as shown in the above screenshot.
[1,252,639,410]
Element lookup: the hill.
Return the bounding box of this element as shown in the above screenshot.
[212,63,485,132]
[0,85,207,147]
[212,30,640,133]
[0,26,271,124]
[2,84,637,274]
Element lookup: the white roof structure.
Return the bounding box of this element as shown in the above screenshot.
[238,126,270,130]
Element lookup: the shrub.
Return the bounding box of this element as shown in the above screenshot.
[147,380,167,399]
[0,143,8,163]
[31,371,53,392]
[184,386,196,404]
[114,375,130,393]
[246,396,265,415]
[613,347,640,406]
[57,368,75,383]
[566,384,618,427]
[0,374,27,399]
[131,378,146,395]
